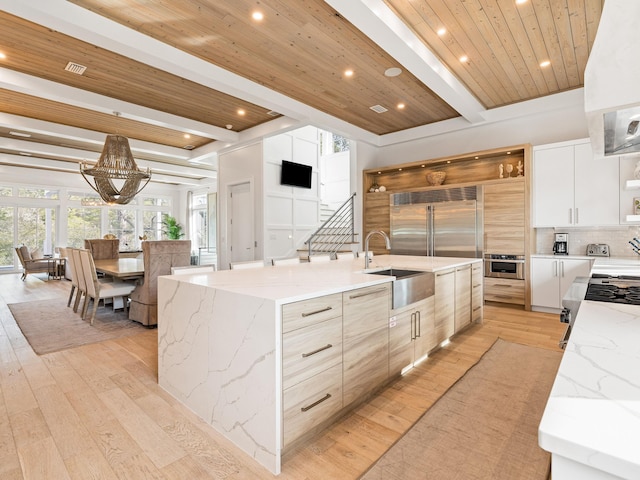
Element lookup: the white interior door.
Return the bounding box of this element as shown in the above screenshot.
[229,182,254,263]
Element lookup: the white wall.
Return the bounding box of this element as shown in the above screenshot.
[217,141,263,270]
[263,126,321,261]
[371,99,589,167]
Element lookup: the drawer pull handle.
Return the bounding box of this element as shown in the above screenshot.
[437,271,454,277]
[349,287,387,299]
[473,306,482,311]
[301,393,332,412]
[302,344,333,358]
[301,306,332,317]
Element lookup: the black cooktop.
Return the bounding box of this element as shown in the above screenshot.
[585,279,640,305]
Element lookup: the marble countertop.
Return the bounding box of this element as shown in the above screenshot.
[539,300,640,479]
[165,254,481,304]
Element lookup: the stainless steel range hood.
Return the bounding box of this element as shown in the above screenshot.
[585,0,640,157]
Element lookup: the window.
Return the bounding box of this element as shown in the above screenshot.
[0,207,14,268]
[18,207,56,255]
[108,209,137,251]
[67,207,101,247]
[191,192,208,250]
[18,188,59,199]
[0,187,12,197]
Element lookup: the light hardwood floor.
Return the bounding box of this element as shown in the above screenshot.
[0,273,565,479]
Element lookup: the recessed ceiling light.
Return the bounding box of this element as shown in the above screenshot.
[344,69,354,77]
[437,28,446,36]
[459,55,469,63]
[397,103,405,109]
[540,60,551,67]
[237,109,246,116]
[226,124,233,129]
[516,0,527,4]
[9,131,31,138]
[0,52,6,60]
[385,67,402,77]
[252,11,264,21]
[184,133,191,139]
[421,165,426,168]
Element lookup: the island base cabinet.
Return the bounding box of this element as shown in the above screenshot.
[471,263,483,323]
[435,269,455,344]
[283,363,343,448]
[342,284,391,407]
[454,265,472,332]
[388,297,435,376]
[550,454,625,480]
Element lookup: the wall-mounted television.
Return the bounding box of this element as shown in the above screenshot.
[280,160,312,189]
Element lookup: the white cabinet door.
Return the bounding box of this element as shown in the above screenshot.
[533,145,575,227]
[530,258,561,309]
[558,258,592,300]
[531,257,593,310]
[534,140,620,227]
[574,142,619,226]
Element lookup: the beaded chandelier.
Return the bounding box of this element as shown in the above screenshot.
[80,134,151,205]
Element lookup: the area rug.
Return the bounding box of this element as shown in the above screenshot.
[8,298,147,355]
[360,339,562,480]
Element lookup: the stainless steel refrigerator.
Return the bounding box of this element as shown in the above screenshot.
[390,186,482,258]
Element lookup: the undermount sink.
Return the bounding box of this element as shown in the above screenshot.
[367,268,434,309]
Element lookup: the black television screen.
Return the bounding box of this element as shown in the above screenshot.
[280,160,312,188]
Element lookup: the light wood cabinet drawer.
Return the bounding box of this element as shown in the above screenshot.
[282,316,342,390]
[484,277,524,305]
[283,363,343,448]
[282,293,343,333]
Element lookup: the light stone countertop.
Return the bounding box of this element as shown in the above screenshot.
[538,300,640,479]
[166,254,481,304]
[538,259,640,479]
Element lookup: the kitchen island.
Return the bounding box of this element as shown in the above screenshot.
[539,258,640,480]
[157,255,481,474]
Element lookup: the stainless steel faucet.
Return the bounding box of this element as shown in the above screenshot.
[364,230,391,269]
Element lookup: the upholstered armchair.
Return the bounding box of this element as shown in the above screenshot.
[15,245,51,281]
[129,240,191,326]
[84,238,120,260]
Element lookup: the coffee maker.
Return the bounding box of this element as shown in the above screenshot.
[553,233,568,255]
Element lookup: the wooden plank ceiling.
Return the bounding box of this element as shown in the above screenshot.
[0,0,603,171]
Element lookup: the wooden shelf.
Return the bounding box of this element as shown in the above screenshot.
[626,179,640,189]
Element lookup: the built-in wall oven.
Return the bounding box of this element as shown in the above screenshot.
[484,254,525,279]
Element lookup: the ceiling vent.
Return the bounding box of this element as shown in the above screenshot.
[64,62,87,75]
[370,104,388,114]
[266,110,280,116]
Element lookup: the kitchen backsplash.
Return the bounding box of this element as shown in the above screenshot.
[536,227,640,257]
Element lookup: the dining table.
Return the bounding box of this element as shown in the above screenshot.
[94,258,145,280]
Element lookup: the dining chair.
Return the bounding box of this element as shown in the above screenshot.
[308,254,332,262]
[171,265,216,274]
[71,248,88,313]
[230,260,265,270]
[79,249,136,325]
[84,238,120,260]
[272,257,301,266]
[129,240,191,326]
[63,247,80,308]
[336,252,356,260]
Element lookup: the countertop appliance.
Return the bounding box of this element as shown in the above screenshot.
[586,243,610,256]
[390,186,482,258]
[553,233,568,255]
[484,254,525,279]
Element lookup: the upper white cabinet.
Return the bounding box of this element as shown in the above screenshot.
[533,140,619,227]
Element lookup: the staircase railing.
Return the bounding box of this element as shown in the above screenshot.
[306,193,356,258]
